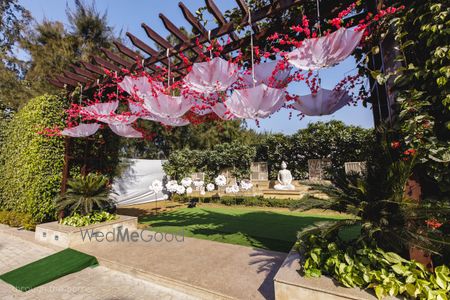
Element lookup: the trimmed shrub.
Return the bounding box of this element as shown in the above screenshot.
[0,94,66,222]
[0,211,36,230]
[172,194,308,209]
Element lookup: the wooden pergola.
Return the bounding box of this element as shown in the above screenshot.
[52,0,394,193]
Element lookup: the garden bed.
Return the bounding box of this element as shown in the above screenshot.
[35,215,137,248]
[273,249,396,300]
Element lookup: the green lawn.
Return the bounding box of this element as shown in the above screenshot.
[139,206,359,253]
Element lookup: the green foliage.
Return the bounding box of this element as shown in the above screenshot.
[0,94,65,222]
[0,210,36,230]
[369,0,450,193]
[172,194,309,209]
[163,141,256,181]
[256,121,375,179]
[60,211,117,227]
[291,134,450,259]
[298,234,450,300]
[163,121,374,181]
[55,173,113,216]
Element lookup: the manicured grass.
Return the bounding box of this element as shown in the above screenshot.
[139,206,359,253]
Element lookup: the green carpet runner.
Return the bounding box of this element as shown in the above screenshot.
[0,248,98,291]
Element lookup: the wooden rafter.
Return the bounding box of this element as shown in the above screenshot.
[178,2,208,38]
[51,0,357,91]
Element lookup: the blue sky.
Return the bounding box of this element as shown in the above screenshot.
[19,0,374,134]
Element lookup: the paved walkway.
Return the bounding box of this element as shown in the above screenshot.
[0,231,195,300]
[73,229,287,299]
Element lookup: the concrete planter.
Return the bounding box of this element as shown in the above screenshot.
[274,249,397,300]
[35,215,137,248]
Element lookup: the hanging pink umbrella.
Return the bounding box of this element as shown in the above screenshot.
[291,88,352,116]
[242,61,291,87]
[155,116,190,127]
[109,124,143,138]
[61,123,101,137]
[119,76,158,98]
[287,28,364,70]
[143,93,193,119]
[130,102,189,126]
[81,101,138,124]
[225,84,286,119]
[184,57,239,94]
[81,101,118,119]
[211,102,236,120]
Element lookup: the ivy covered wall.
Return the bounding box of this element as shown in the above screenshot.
[0,94,65,222]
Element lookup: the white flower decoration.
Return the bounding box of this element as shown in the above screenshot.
[150,180,163,192]
[193,180,204,187]
[240,179,253,191]
[225,184,239,194]
[206,183,215,191]
[186,187,193,194]
[166,180,179,193]
[200,189,206,195]
[181,177,193,187]
[176,185,186,195]
[215,175,227,187]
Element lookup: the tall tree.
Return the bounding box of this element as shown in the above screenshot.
[0,0,31,109]
[20,0,114,100]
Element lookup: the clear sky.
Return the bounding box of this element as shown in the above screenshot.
[19,0,374,134]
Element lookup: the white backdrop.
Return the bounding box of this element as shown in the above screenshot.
[111,159,168,206]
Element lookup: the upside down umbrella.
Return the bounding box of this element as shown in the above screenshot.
[242,61,291,87]
[143,93,193,119]
[184,57,239,94]
[226,84,286,119]
[210,102,236,120]
[129,102,190,127]
[61,123,101,137]
[291,88,352,116]
[109,124,143,138]
[81,101,118,119]
[119,76,158,98]
[287,27,364,70]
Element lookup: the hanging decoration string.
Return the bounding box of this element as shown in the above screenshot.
[166,48,171,91]
[208,30,212,59]
[247,2,256,87]
[316,0,322,90]
[78,84,83,122]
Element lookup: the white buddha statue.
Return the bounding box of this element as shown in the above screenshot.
[274,161,295,190]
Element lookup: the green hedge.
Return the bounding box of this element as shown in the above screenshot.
[163,141,256,181]
[0,94,66,222]
[172,194,308,208]
[0,210,36,230]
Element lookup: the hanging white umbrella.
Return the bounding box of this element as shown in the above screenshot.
[242,61,291,87]
[129,102,189,127]
[211,102,236,120]
[184,57,239,94]
[226,84,286,119]
[109,124,143,138]
[61,123,101,137]
[143,93,192,119]
[287,27,364,70]
[291,88,352,116]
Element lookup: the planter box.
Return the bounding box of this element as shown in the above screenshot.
[274,249,397,300]
[35,215,137,248]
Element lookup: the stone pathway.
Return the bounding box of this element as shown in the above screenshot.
[0,232,195,300]
[74,229,287,300]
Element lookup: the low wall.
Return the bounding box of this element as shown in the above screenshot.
[35,215,137,248]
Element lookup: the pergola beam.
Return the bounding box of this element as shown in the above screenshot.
[101,48,134,69]
[178,2,208,38]
[205,0,239,41]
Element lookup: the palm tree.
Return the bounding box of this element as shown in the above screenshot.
[292,135,450,259]
[55,173,114,216]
